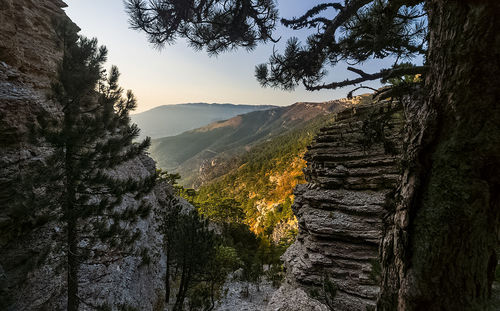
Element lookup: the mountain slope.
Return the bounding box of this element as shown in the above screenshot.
[193,114,336,240]
[150,100,354,187]
[132,103,276,139]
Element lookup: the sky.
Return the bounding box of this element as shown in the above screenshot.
[63,0,394,113]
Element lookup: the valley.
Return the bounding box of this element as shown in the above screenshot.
[146,99,361,242]
[149,100,356,188]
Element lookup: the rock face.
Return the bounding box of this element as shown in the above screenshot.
[268,100,404,311]
[0,0,67,90]
[0,1,170,310]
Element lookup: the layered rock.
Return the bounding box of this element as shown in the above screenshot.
[0,1,171,309]
[0,0,68,90]
[268,100,404,311]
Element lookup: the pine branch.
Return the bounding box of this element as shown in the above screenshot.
[281,3,343,30]
[319,0,373,47]
[305,65,426,91]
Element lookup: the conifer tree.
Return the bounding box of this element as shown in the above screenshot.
[158,206,217,310]
[37,22,155,311]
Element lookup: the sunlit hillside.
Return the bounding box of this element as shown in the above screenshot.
[193,114,336,241]
[150,100,354,187]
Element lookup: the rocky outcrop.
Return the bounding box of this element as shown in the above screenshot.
[0,0,68,90]
[268,100,404,311]
[0,1,171,310]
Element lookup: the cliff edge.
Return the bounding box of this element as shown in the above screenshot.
[268,100,404,311]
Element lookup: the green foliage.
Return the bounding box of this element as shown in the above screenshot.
[165,208,218,311]
[156,116,333,301]
[46,23,154,246]
[158,205,272,310]
[194,115,332,238]
[215,246,242,273]
[13,21,156,310]
[156,192,242,310]
[265,264,285,288]
[157,169,181,187]
[198,197,245,224]
[154,117,332,306]
[171,211,216,275]
[187,245,242,310]
[157,169,184,195]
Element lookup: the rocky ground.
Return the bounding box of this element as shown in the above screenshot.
[215,278,276,311]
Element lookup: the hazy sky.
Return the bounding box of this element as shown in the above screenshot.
[64,0,394,113]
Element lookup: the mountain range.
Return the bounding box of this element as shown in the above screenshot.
[148,99,356,188]
[131,103,276,139]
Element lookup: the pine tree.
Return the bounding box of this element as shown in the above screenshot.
[126,0,500,309]
[159,207,217,310]
[36,22,155,310]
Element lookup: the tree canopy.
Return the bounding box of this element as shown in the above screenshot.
[126,0,427,94]
[126,0,278,53]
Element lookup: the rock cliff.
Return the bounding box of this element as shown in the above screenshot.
[268,100,404,311]
[0,1,170,309]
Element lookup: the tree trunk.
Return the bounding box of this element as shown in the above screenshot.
[378,1,500,310]
[205,281,216,311]
[166,245,171,304]
[67,218,79,311]
[66,145,79,311]
[174,263,189,311]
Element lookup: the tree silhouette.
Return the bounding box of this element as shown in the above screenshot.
[38,22,154,311]
[126,0,278,54]
[126,0,426,94]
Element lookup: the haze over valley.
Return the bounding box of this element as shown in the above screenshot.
[146,100,355,187]
[131,103,275,139]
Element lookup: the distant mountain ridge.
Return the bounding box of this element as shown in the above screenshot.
[131,103,276,139]
[149,99,357,187]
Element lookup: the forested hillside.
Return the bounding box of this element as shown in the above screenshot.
[150,100,353,187]
[191,114,337,242]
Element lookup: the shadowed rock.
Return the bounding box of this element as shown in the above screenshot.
[269,100,404,311]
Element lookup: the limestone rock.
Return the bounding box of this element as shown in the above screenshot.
[269,101,404,311]
[0,1,171,310]
[267,283,328,311]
